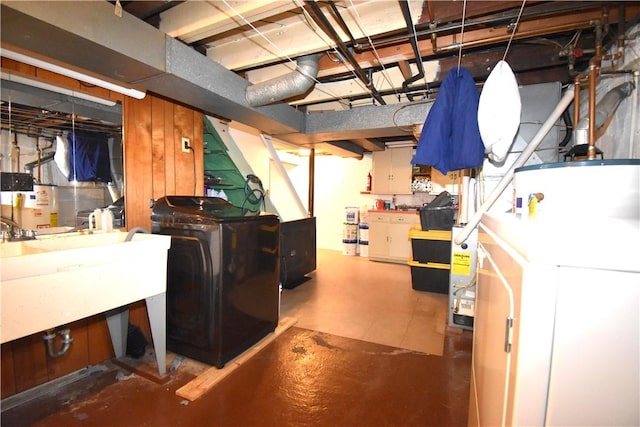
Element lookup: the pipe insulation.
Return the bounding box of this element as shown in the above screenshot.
[454,85,576,245]
[246,55,320,107]
[574,81,636,145]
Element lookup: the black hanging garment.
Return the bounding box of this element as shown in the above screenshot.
[67,130,112,182]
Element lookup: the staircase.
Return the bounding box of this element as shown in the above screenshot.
[203,117,263,213]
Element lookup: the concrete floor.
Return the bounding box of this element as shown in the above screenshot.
[281,249,453,356]
[1,249,473,426]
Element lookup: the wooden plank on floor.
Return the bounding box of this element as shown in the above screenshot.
[176,317,298,401]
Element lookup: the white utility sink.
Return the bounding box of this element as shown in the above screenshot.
[0,230,171,375]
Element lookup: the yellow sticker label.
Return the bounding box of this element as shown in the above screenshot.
[452,252,472,276]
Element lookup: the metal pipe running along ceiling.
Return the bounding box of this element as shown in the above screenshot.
[303,0,386,105]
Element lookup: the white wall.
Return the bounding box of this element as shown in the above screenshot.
[208,118,309,221]
[312,155,377,250]
[218,118,377,250]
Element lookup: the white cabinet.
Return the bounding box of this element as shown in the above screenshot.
[428,168,460,195]
[368,211,419,263]
[469,213,640,427]
[371,147,413,194]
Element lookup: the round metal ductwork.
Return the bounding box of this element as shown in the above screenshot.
[246,54,321,107]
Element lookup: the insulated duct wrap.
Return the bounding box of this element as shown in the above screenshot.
[574,81,635,145]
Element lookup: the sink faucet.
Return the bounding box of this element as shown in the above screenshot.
[1,216,36,242]
[1,216,20,230]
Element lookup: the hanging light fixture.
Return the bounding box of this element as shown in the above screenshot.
[0,48,146,100]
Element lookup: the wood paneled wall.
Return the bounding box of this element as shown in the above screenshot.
[123,94,203,343]
[1,58,203,398]
[124,95,204,231]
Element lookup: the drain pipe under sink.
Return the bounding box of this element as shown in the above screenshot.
[43,328,73,358]
[454,84,576,245]
[40,228,154,358]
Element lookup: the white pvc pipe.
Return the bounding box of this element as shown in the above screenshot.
[261,134,308,218]
[454,84,576,245]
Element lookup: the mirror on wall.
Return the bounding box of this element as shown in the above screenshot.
[0,83,123,234]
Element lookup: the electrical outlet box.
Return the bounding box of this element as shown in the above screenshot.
[181,137,191,153]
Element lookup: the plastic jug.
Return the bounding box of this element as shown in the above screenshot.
[102,209,114,232]
[88,208,102,231]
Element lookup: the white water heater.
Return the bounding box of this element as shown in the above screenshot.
[1,184,59,230]
[513,160,640,219]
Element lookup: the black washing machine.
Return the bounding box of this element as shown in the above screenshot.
[151,196,280,368]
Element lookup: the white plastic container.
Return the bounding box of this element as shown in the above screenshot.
[89,208,102,231]
[358,241,369,257]
[342,239,357,256]
[345,206,359,224]
[343,223,358,240]
[102,209,114,232]
[358,223,369,241]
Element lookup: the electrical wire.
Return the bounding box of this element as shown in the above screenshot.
[346,0,399,98]
[294,0,372,101]
[564,30,582,50]
[241,174,266,214]
[392,100,434,132]
[71,102,78,221]
[6,97,17,227]
[187,145,196,196]
[457,0,468,75]
[503,0,527,61]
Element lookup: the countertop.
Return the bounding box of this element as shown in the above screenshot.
[368,209,419,214]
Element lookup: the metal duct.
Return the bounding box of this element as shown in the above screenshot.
[246,54,320,107]
[399,0,426,102]
[574,81,635,145]
[0,1,425,156]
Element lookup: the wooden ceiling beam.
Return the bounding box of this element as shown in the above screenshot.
[397,60,413,81]
[158,1,300,43]
[316,4,639,78]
